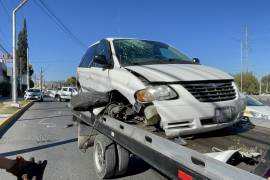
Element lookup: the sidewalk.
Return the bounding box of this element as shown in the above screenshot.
[0,98,32,130]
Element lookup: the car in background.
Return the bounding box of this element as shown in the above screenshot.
[53,87,78,102]
[243,96,270,120]
[24,88,44,102]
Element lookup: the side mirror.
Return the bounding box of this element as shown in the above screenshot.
[93,55,107,65]
[192,58,200,64]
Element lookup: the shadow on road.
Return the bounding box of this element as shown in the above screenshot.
[114,155,151,178]
[18,114,72,121]
[0,138,77,157]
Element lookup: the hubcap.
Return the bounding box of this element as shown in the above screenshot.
[94,143,104,172]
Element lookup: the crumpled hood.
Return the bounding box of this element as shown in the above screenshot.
[125,64,233,82]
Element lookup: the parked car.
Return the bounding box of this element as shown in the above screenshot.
[24,88,44,101]
[243,96,270,120]
[77,38,246,138]
[53,87,78,102]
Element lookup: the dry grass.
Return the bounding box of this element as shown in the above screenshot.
[0,100,30,114]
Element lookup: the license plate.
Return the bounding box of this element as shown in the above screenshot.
[215,107,235,123]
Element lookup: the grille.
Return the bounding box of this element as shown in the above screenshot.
[181,80,236,102]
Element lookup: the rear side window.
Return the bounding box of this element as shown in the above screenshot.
[62,88,68,91]
[79,44,97,67]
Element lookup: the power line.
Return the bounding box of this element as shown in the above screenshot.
[0,43,9,54]
[0,0,12,24]
[33,0,87,49]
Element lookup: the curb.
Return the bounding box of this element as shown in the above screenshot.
[0,101,34,130]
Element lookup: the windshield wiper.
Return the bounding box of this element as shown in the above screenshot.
[167,58,192,64]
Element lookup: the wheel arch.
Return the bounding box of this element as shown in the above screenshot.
[108,89,134,105]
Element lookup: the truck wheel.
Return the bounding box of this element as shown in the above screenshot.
[93,134,116,179]
[115,144,129,176]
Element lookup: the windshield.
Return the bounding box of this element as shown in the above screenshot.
[113,39,193,66]
[27,89,41,93]
[246,96,264,106]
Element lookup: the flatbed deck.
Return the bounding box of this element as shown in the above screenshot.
[185,124,270,174]
[73,109,268,179]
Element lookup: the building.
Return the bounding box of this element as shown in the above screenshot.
[0,61,8,82]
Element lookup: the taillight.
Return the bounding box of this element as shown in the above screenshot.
[178,170,192,180]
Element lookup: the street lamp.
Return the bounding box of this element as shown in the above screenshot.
[12,0,28,106]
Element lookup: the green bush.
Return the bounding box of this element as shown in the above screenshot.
[0,81,11,97]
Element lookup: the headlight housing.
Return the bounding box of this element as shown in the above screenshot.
[135,85,178,103]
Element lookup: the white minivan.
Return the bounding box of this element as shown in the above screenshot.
[77,38,245,138]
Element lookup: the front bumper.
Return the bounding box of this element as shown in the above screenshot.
[153,84,246,137]
[24,95,42,101]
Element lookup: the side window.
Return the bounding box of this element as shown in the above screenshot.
[62,88,68,92]
[79,45,97,67]
[90,40,112,68]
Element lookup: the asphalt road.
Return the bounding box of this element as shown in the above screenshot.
[0,98,167,180]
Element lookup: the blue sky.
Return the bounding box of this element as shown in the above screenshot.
[0,0,270,81]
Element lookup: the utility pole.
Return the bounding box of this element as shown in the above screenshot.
[19,57,22,93]
[34,73,36,87]
[27,48,29,89]
[245,25,248,72]
[240,40,243,92]
[12,0,28,106]
[40,67,43,92]
[260,77,262,95]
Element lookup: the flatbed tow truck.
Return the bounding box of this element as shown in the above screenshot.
[72,108,270,180]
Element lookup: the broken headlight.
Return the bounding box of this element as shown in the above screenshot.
[135,85,178,103]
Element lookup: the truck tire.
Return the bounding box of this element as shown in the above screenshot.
[115,144,129,176]
[71,91,109,111]
[93,134,116,179]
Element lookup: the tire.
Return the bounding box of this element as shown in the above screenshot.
[115,144,129,176]
[55,95,61,102]
[71,91,109,111]
[93,134,116,179]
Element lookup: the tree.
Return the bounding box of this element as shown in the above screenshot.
[64,76,76,86]
[261,74,270,93]
[30,79,34,88]
[234,72,259,94]
[16,18,28,74]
